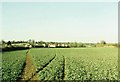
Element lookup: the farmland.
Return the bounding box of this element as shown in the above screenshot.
[2,50,27,80]
[2,47,118,81]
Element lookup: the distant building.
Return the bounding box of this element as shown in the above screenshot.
[56,43,68,48]
[64,44,68,47]
[25,44,32,48]
[35,44,39,45]
[61,44,65,47]
[57,44,60,46]
[48,44,56,48]
[42,44,46,47]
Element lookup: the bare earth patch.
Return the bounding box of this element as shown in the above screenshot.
[20,51,39,81]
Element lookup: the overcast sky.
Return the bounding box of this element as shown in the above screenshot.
[2,2,118,43]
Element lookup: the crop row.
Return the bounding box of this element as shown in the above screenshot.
[65,57,118,80]
[30,48,56,70]
[29,48,118,80]
[2,50,27,80]
[2,48,118,80]
[38,53,64,80]
[29,48,64,80]
[63,48,118,80]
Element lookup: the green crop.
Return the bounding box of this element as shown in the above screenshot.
[38,54,64,80]
[2,50,27,80]
[59,48,118,80]
[29,48,64,80]
[2,47,118,81]
[30,48,56,70]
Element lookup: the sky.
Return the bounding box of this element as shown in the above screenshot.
[0,0,119,2]
[1,2,118,43]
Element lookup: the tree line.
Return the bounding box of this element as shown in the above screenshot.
[0,39,119,50]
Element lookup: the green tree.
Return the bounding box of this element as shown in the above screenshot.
[100,40,106,44]
[28,39,35,47]
[1,40,5,44]
[7,41,12,47]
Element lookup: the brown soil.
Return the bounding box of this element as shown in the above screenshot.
[19,50,57,81]
[20,51,39,81]
[62,56,66,80]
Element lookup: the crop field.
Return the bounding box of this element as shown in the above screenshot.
[2,47,118,81]
[2,50,27,80]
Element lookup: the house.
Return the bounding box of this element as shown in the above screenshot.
[42,44,46,47]
[57,44,60,46]
[48,44,56,48]
[61,44,65,47]
[64,44,68,47]
[25,44,32,48]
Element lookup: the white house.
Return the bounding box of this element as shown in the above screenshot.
[48,44,56,48]
[42,44,46,47]
[25,44,32,48]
